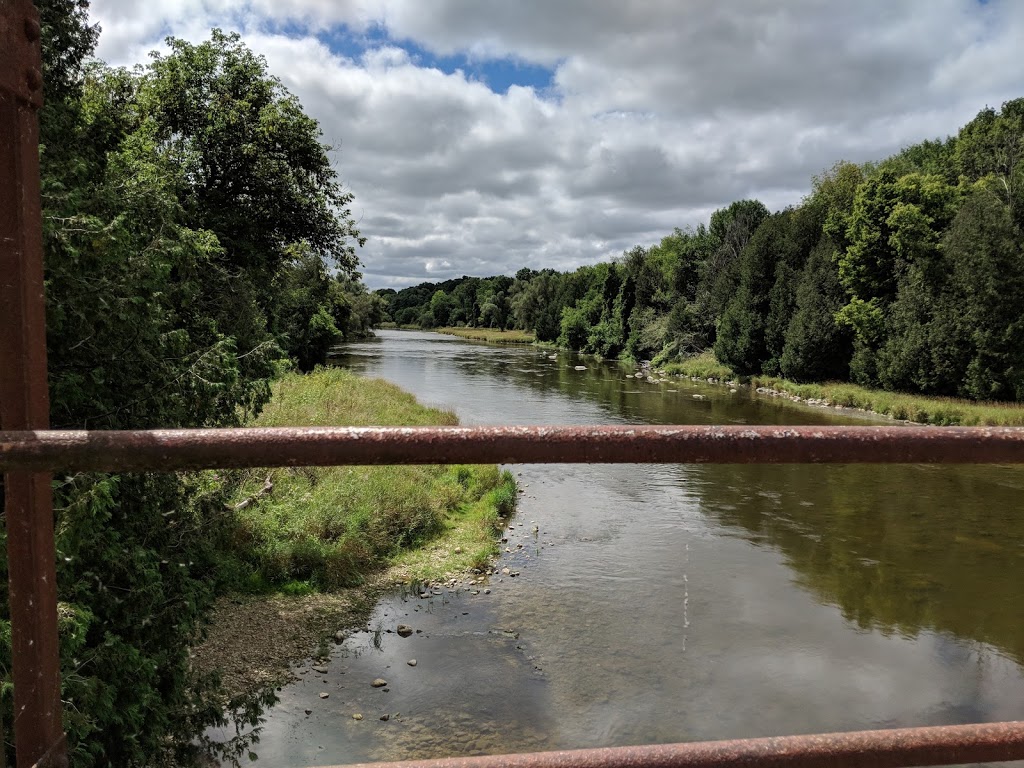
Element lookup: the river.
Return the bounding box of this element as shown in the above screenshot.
[234,330,1024,766]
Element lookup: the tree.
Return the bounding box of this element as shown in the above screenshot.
[715,206,819,375]
[942,188,1024,399]
[3,17,369,764]
[429,290,454,327]
[274,244,345,372]
[694,199,769,347]
[836,171,960,384]
[780,238,853,381]
[141,30,365,356]
[955,99,1024,223]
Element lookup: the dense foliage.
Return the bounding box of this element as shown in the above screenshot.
[1,2,373,765]
[381,100,1024,403]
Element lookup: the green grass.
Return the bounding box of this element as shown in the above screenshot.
[663,352,1024,426]
[662,351,735,381]
[226,368,516,590]
[434,327,536,344]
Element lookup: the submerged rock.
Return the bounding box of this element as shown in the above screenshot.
[396,624,413,637]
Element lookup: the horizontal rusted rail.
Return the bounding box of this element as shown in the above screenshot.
[331,721,1024,768]
[1,425,1023,472]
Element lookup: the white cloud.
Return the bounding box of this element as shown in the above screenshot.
[87,0,1024,286]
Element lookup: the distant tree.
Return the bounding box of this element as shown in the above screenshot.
[429,290,454,327]
[942,187,1024,399]
[780,238,853,381]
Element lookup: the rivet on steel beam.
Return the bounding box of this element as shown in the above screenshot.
[26,68,42,92]
[24,18,42,42]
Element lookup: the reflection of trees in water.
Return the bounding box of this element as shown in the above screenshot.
[692,463,1024,664]
[336,334,1024,664]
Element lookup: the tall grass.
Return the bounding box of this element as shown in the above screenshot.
[227,368,515,590]
[662,351,735,381]
[434,327,536,344]
[663,353,1024,426]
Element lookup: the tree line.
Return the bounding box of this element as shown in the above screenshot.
[2,1,377,764]
[380,99,1024,402]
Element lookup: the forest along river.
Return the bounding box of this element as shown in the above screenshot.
[236,329,1024,766]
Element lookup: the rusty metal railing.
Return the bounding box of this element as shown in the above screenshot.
[1,2,66,765]
[3,424,1024,472]
[3,1,1024,766]
[332,722,1024,768]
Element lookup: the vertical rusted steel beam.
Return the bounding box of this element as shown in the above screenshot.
[0,1,68,766]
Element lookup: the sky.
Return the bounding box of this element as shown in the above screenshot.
[87,0,1024,288]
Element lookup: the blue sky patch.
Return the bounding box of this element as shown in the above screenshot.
[317,24,555,94]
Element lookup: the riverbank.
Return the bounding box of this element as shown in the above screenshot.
[195,368,516,698]
[375,324,536,343]
[661,351,1024,426]
[434,327,536,344]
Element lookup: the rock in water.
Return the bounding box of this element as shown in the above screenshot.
[407,659,417,666]
[371,678,388,688]
[318,692,330,699]
[396,624,413,637]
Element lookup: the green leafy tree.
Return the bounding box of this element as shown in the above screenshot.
[942,187,1024,399]
[780,238,853,381]
[1,10,368,765]
[429,290,454,327]
[955,99,1024,223]
[715,207,819,375]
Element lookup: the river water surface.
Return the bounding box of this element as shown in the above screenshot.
[236,330,1024,765]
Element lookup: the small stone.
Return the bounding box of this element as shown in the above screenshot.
[501,567,511,575]
[334,631,346,643]
[319,692,330,699]
[484,588,491,594]
[352,713,363,720]
[407,659,417,666]
[371,678,388,688]
[396,624,413,637]
[380,714,391,721]
[454,546,463,554]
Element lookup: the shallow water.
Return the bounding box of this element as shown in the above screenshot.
[223,330,1024,766]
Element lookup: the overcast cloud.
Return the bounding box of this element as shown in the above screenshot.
[88,0,1024,287]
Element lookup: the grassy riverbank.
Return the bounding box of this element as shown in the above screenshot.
[663,352,1024,426]
[434,327,536,344]
[226,367,516,592]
